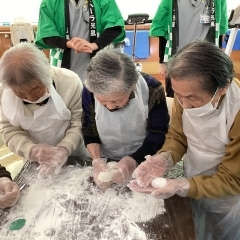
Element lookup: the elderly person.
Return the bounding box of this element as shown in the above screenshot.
[0,43,88,178]
[0,164,20,208]
[82,49,170,188]
[128,41,240,239]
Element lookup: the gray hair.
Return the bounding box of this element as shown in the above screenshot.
[85,49,139,95]
[0,43,52,88]
[167,41,235,95]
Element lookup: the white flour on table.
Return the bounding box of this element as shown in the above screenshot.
[0,166,165,240]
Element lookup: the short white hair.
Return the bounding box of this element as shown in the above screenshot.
[85,49,139,95]
[0,43,52,88]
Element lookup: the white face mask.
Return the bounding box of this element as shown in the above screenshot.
[23,91,50,104]
[179,88,220,117]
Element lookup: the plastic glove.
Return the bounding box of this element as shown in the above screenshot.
[128,177,190,199]
[30,144,69,167]
[112,156,137,185]
[36,162,65,179]
[92,158,112,189]
[132,152,173,188]
[0,177,20,208]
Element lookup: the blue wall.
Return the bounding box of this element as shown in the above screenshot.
[124,30,150,59]
[222,29,240,50]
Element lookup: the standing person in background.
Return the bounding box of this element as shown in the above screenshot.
[35,0,125,82]
[150,0,228,97]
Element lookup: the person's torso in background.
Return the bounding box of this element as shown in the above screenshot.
[178,0,210,50]
[69,0,90,83]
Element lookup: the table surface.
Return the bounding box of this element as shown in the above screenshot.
[0,161,196,240]
[145,195,197,240]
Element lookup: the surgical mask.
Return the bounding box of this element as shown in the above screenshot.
[23,91,50,104]
[105,99,131,112]
[179,88,220,117]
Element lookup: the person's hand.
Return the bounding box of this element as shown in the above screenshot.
[132,152,173,188]
[92,158,112,189]
[67,38,98,53]
[30,144,69,178]
[0,177,20,208]
[36,161,66,179]
[159,63,167,78]
[30,144,69,166]
[67,38,92,53]
[75,40,98,53]
[112,156,137,184]
[128,177,190,199]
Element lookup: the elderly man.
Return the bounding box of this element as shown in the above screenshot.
[0,43,89,178]
[0,165,20,208]
[128,41,240,239]
[82,49,170,188]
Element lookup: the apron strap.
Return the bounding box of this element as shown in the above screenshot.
[206,0,216,44]
[64,0,70,41]
[171,0,178,56]
[62,0,71,69]
[88,0,97,58]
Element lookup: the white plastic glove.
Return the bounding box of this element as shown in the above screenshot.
[30,144,69,178]
[132,152,173,188]
[0,177,20,208]
[30,144,69,167]
[112,156,137,185]
[92,158,112,189]
[128,177,190,199]
[36,163,65,179]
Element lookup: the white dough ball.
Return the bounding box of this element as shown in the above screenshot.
[98,169,117,183]
[106,161,118,169]
[151,178,167,188]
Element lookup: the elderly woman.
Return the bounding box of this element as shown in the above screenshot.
[82,49,170,188]
[0,43,88,178]
[129,41,240,239]
[0,164,20,208]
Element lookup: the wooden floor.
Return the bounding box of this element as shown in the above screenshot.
[0,145,22,167]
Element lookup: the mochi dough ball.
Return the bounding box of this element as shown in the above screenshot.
[151,178,167,188]
[98,161,118,182]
